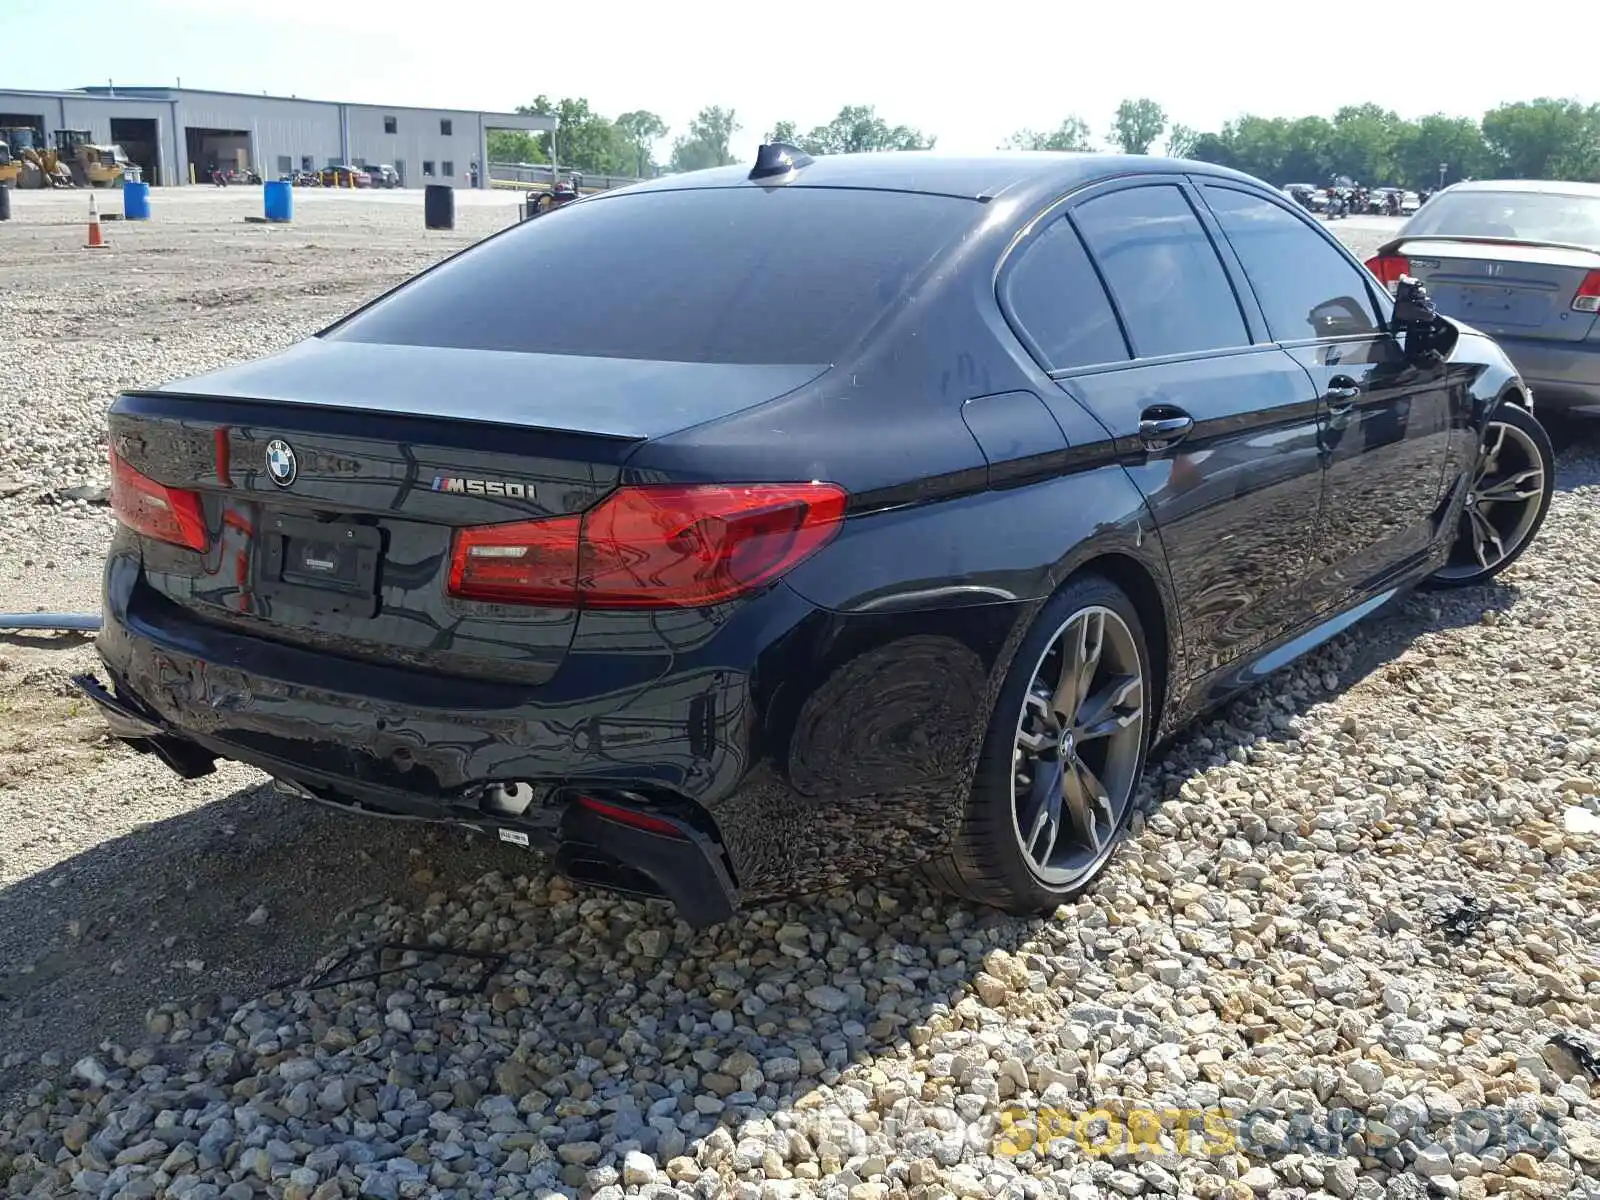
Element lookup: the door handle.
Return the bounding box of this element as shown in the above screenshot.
[1137,407,1194,449]
[1324,376,1361,413]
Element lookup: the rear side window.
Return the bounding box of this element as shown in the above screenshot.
[326,188,975,365]
[1203,186,1379,341]
[1072,184,1249,358]
[1003,217,1129,370]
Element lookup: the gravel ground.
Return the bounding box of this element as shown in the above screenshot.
[1,193,1599,1200]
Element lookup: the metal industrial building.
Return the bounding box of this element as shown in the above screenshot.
[0,86,553,188]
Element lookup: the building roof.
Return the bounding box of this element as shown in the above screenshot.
[1,85,553,128]
[0,87,167,105]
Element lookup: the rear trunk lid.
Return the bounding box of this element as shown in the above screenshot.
[1391,237,1600,342]
[111,339,828,685]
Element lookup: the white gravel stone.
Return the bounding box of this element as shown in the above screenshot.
[622,1150,658,1185]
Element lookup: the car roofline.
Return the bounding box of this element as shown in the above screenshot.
[576,181,998,204]
[1438,179,1600,198]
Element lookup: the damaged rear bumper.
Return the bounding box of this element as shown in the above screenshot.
[71,667,739,929]
[73,671,219,780]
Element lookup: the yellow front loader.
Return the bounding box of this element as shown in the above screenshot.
[54,130,127,187]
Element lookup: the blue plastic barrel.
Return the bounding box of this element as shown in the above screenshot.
[122,181,151,221]
[263,180,293,223]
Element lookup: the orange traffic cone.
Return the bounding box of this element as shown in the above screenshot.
[85,193,107,249]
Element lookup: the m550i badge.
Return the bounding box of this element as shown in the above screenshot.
[431,475,533,498]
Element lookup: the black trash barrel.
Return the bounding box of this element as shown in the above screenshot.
[424,184,454,230]
[0,185,11,223]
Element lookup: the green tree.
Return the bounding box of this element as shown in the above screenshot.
[1394,114,1489,189]
[1186,131,1237,170]
[1164,122,1198,159]
[1481,98,1600,181]
[1212,115,1290,181]
[1326,103,1403,183]
[516,96,634,175]
[1281,116,1335,183]
[487,129,544,164]
[1183,114,1331,184]
[1002,117,1093,152]
[1109,98,1167,155]
[669,106,741,172]
[614,110,667,178]
[767,105,936,155]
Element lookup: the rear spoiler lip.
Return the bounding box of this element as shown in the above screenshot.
[114,388,645,445]
[109,389,647,468]
[1373,233,1600,260]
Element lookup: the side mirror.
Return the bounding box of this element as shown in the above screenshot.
[1390,275,1456,362]
[1391,275,1437,329]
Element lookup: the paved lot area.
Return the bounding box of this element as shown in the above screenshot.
[0,190,1597,1200]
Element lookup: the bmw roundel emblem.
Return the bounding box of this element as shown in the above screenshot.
[265,439,298,488]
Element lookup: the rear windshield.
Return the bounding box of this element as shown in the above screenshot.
[324,186,976,365]
[1404,189,1600,246]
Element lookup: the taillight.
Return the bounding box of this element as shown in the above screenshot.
[109,450,208,552]
[1573,270,1600,313]
[448,482,848,609]
[1365,254,1411,293]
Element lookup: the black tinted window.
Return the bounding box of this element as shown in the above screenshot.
[1072,185,1248,357]
[1204,186,1380,340]
[326,188,974,365]
[1004,217,1129,370]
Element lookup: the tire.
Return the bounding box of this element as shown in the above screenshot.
[1426,402,1554,589]
[923,573,1154,912]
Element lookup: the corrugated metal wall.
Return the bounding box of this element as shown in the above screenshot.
[0,90,547,188]
[0,91,178,185]
[172,94,341,183]
[344,107,490,188]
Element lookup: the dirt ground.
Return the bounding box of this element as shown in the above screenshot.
[0,188,538,1104]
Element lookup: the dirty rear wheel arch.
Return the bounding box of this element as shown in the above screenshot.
[922,567,1162,912]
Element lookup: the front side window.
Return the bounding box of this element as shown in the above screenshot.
[440,119,453,136]
[423,161,435,176]
[1203,186,1379,341]
[384,116,397,134]
[442,161,454,177]
[1072,184,1249,358]
[1003,216,1129,370]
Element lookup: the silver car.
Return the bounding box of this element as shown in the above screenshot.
[1367,179,1600,418]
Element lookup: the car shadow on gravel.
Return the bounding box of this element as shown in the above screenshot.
[0,575,1528,1137]
[0,780,534,1110]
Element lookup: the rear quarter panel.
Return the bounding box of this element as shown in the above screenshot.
[630,198,1189,855]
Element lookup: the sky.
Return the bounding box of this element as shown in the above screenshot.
[4,0,1597,165]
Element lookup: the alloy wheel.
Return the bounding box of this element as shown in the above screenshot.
[1435,416,1547,582]
[1010,606,1145,887]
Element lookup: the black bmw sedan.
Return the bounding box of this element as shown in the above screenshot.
[80,147,1553,927]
